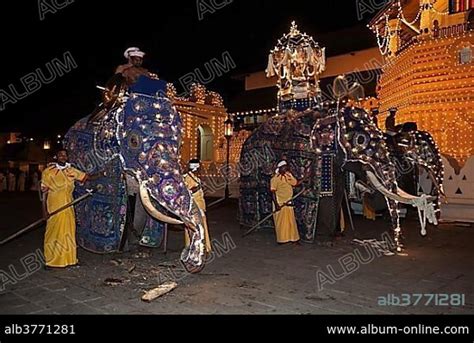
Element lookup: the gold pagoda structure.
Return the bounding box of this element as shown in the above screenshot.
[370,0,474,164]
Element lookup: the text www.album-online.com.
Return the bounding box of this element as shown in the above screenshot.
[326,324,470,336]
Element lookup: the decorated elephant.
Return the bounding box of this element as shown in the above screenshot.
[240,22,442,252]
[239,102,440,252]
[317,106,440,247]
[239,105,348,244]
[64,76,206,273]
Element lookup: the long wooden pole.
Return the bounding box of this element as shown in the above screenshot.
[0,190,96,246]
[242,189,306,238]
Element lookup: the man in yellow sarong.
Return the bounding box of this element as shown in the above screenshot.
[270,160,301,244]
[184,159,212,253]
[41,149,89,269]
[362,194,376,221]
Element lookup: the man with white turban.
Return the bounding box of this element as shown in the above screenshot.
[270,160,301,244]
[89,47,158,122]
[115,47,158,86]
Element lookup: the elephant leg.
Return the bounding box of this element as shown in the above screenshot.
[119,195,137,252]
[316,198,337,242]
[123,195,165,249]
[119,195,136,251]
[119,195,147,251]
[133,196,147,237]
[140,217,166,248]
[316,173,345,242]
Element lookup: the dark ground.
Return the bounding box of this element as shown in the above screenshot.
[0,192,473,314]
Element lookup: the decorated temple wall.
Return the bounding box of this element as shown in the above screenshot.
[165,82,231,175]
[377,31,474,164]
[420,1,469,31]
[420,156,474,221]
[177,105,227,167]
[201,129,250,198]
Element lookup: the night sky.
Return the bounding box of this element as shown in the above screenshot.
[1,0,377,136]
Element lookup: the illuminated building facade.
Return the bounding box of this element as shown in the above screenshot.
[167,83,234,172]
[370,0,474,164]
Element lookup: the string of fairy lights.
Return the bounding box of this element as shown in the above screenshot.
[229,97,381,121]
[370,0,451,57]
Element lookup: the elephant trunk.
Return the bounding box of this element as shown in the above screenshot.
[139,178,205,273]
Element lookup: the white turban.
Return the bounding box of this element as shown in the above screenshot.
[189,162,200,171]
[124,47,145,59]
[275,160,288,174]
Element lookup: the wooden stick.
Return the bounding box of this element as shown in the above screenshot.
[0,189,97,246]
[141,281,178,302]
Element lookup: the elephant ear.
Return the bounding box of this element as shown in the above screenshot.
[332,75,349,99]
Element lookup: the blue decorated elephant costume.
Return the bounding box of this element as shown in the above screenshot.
[64,76,206,273]
[239,102,443,251]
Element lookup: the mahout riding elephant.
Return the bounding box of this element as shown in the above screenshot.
[64,76,206,273]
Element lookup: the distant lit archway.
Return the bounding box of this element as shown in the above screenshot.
[197,125,214,161]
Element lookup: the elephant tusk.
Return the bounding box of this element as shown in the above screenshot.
[366,171,410,203]
[366,171,438,234]
[355,180,373,194]
[427,170,445,197]
[139,183,184,225]
[366,171,435,204]
[396,187,436,203]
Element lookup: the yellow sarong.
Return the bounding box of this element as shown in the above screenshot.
[183,172,212,253]
[363,195,376,221]
[270,173,300,243]
[41,164,86,267]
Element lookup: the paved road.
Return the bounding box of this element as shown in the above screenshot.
[0,192,473,314]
